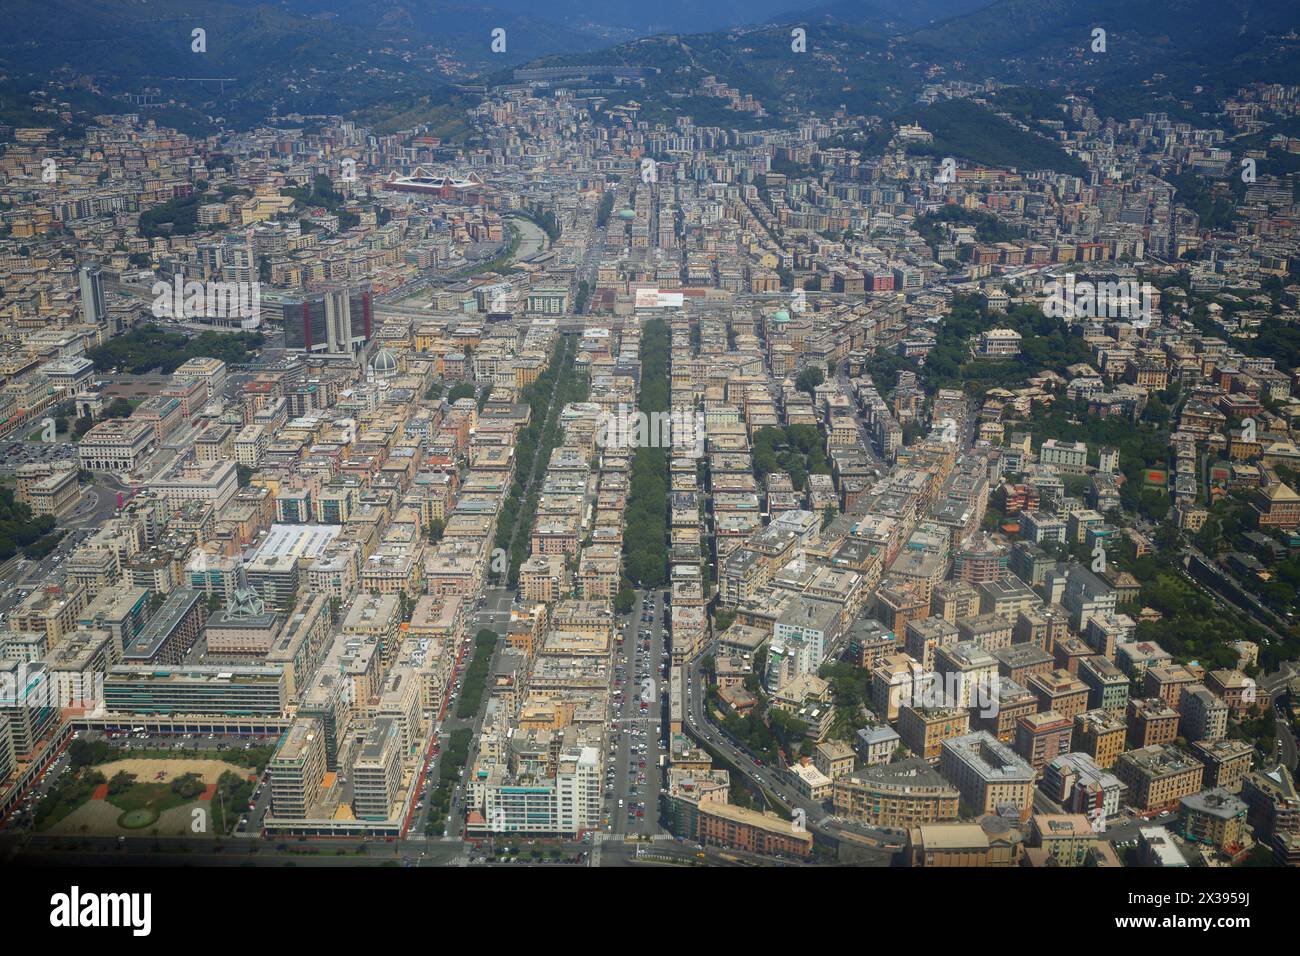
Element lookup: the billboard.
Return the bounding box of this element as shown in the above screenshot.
[634,288,684,309]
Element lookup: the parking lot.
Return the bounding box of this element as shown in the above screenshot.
[0,438,77,474]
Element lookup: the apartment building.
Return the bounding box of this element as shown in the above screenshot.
[1127,697,1181,749]
[898,705,970,763]
[1041,752,1124,822]
[351,717,403,821]
[1073,709,1127,769]
[103,665,286,716]
[1114,744,1205,813]
[939,731,1036,822]
[1190,738,1254,793]
[1039,439,1088,475]
[1180,684,1229,742]
[833,757,960,827]
[1014,710,1073,771]
[1028,814,1098,866]
[269,717,329,819]
[697,801,814,858]
[1026,669,1090,720]
[1180,788,1248,852]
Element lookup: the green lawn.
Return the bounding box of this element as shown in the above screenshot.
[107,781,194,817]
[34,770,104,831]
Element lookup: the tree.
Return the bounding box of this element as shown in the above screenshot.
[0,487,58,561]
[170,773,206,800]
[1139,489,1171,522]
[796,366,824,395]
[624,320,669,587]
[447,382,476,404]
[1155,522,1182,551]
[103,398,133,419]
[427,518,445,543]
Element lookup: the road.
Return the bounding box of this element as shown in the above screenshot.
[606,589,667,839]
[1262,663,1298,770]
[383,214,545,309]
[682,644,899,855]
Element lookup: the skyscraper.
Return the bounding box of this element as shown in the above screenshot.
[281,284,373,354]
[78,264,105,325]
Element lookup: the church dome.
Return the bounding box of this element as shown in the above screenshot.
[371,348,398,378]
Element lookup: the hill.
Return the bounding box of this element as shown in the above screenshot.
[770,0,997,33]
[0,0,603,132]
[903,0,1300,88]
[892,99,1088,177]
[506,0,1299,161]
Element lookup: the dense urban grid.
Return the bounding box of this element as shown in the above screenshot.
[1,1,1300,879]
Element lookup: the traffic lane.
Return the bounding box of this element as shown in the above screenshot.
[610,593,643,835]
[682,670,901,848]
[608,588,662,837]
[683,650,832,828]
[627,589,662,836]
[640,589,668,835]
